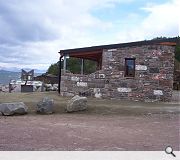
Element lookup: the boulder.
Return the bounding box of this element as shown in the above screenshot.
[37,97,54,114]
[0,85,9,93]
[66,95,87,112]
[52,84,58,91]
[44,84,54,91]
[0,102,28,116]
[95,92,102,98]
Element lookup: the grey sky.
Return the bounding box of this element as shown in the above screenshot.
[0,0,179,71]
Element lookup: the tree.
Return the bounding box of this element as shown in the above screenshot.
[47,63,59,76]
[152,36,168,40]
[67,58,97,74]
[175,38,180,62]
[66,58,81,74]
[84,59,97,74]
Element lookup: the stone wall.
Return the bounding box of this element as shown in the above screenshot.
[61,45,175,102]
[61,70,106,98]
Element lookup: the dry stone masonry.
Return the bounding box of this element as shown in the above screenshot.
[61,44,175,102]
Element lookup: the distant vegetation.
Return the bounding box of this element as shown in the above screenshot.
[47,37,180,76]
[47,58,97,76]
[175,44,180,62]
[47,63,59,76]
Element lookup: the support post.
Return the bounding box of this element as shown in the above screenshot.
[58,55,63,94]
[63,55,67,74]
[81,59,84,75]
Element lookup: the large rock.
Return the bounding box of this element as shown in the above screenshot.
[37,97,54,114]
[0,85,9,93]
[52,84,58,91]
[66,95,87,112]
[0,102,28,116]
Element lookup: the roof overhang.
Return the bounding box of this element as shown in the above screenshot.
[59,37,179,61]
[66,50,102,61]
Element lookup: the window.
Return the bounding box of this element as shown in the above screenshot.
[125,58,135,77]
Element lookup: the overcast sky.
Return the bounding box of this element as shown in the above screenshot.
[0,0,179,71]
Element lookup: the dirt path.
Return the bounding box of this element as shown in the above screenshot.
[0,92,179,151]
[0,113,179,151]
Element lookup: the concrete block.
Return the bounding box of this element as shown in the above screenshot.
[135,65,147,71]
[71,76,80,81]
[107,49,117,52]
[99,74,105,79]
[153,90,163,95]
[77,82,87,87]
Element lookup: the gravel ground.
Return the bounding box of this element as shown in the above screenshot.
[0,92,179,151]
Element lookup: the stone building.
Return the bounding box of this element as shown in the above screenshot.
[58,38,178,102]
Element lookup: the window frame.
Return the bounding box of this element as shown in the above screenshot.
[124,58,135,77]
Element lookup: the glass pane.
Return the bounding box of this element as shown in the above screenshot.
[127,60,134,68]
[125,59,135,77]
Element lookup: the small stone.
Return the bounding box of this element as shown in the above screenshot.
[37,97,54,114]
[154,90,163,95]
[95,93,102,98]
[117,88,132,93]
[0,102,28,116]
[52,84,58,91]
[149,68,159,73]
[66,95,87,112]
[77,82,88,87]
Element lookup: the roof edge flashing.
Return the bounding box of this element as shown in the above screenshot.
[59,37,178,54]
